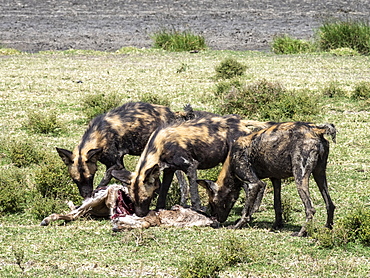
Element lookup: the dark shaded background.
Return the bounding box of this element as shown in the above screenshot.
[1,0,369,52]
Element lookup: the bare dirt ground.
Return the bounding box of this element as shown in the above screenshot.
[0,0,369,53]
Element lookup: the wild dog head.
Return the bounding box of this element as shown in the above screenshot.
[56,147,103,199]
[197,154,241,222]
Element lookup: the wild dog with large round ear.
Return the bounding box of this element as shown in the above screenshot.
[198,122,336,237]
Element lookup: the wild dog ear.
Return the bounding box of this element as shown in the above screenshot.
[197,180,218,195]
[111,169,132,185]
[86,148,103,163]
[56,147,73,166]
[144,164,161,187]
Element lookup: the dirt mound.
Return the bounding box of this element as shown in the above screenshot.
[0,0,369,52]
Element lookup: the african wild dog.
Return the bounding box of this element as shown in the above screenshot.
[197,122,336,237]
[56,102,195,199]
[112,115,272,217]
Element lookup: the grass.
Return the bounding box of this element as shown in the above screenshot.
[0,48,370,277]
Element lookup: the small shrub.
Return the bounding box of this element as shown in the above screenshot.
[272,35,316,54]
[0,168,30,215]
[329,47,360,56]
[28,194,71,220]
[317,20,370,55]
[139,92,171,107]
[152,30,207,52]
[179,233,250,278]
[215,79,319,121]
[322,82,346,98]
[309,206,370,248]
[281,195,294,223]
[215,58,247,79]
[82,92,122,120]
[25,110,65,135]
[8,140,44,167]
[34,153,81,204]
[352,82,370,100]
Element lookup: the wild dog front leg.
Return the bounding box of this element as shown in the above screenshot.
[185,161,202,211]
[233,180,265,229]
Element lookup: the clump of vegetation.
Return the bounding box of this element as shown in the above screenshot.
[8,140,44,167]
[215,58,247,79]
[317,20,370,55]
[322,82,346,98]
[25,110,65,135]
[139,92,171,107]
[0,47,22,55]
[215,79,319,121]
[179,233,250,278]
[272,35,316,54]
[81,92,122,120]
[0,168,29,215]
[329,47,360,56]
[309,206,370,248]
[152,30,207,52]
[352,82,370,100]
[34,153,80,204]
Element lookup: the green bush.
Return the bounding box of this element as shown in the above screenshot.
[152,30,207,52]
[0,168,29,215]
[352,82,370,100]
[28,194,71,220]
[322,82,346,98]
[139,92,171,107]
[25,110,65,135]
[34,153,81,204]
[179,233,250,278]
[309,206,370,248]
[317,20,370,55]
[8,140,44,167]
[215,79,319,121]
[272,35,316,54]
[215,58,247,79]
[82,92,122,120]
[329,47,360,56]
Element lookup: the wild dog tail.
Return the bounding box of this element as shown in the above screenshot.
[316,123,337,143]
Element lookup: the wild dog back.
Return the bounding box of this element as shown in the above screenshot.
[198,122,336,236]
[56,102,178,199]
[123,115,271,217]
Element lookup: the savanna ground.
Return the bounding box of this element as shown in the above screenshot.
[1,1,370,277]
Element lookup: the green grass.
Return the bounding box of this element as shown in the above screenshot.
[151,30,207,52]
[317,20,370,55]
[0,49,370,277]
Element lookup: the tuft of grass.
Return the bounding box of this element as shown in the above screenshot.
[25,110,66,135]
[352,82,370,100]
[215,79,319,121]
[317,20,370,55]
[138,92,171,107]
[271,34,316,54]
[309,206,370,248]
[215,57,247,79]
[81,92,122,120]
[0,168,30,215]
[322,81,346,98]
[178,233,250,278]
[8,140,44,167]
[0,47,22,55]
[152,29,207,52]
[329,47,360,56]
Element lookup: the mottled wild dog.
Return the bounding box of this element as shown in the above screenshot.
[56,102,192,199]
[112,115,272,217]
[198,122,336,236]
